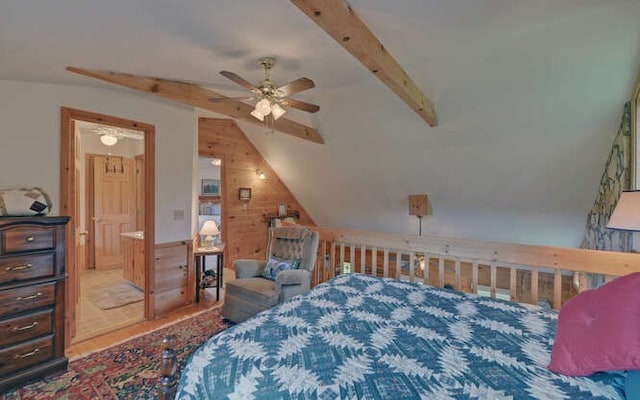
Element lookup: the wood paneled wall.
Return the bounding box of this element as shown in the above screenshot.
[153,240,193,317]
[198,118,315,269]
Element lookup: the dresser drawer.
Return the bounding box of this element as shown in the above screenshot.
[0,282,56,317]
[0,335,54,376]
[3,226,54,254]
[0,309,54,347]
[0,253,55,284]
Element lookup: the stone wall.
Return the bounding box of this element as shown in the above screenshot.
[581,102,632,251]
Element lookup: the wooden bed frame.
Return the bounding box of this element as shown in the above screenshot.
[158,336,178,400]
[157,226,640,398]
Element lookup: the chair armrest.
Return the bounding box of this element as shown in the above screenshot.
[234,259,266,278]
[275,269,311,285]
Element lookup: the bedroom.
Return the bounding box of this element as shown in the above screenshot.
[1,0,640,398]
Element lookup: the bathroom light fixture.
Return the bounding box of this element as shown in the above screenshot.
[256,169,266,180]
[95,125,131,146]
[100,134,118,146]
[210,158,221,166]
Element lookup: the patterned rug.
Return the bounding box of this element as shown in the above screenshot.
[1,307,230,400]
[88,283,144,310]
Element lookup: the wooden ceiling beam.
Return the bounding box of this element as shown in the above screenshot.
[291,0,438,127]
[66,67,324,144]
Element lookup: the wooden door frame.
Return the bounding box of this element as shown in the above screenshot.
[197,122,228,249]
[85,153,96,270]
[60,107,156,346]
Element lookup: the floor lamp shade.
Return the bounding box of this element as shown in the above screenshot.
[607,191,640,232]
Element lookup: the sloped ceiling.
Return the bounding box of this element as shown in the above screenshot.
[1,0,639,246]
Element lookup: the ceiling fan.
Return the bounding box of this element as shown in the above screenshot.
[209,57,320,122]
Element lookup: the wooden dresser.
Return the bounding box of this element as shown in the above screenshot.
[0,216,69,393]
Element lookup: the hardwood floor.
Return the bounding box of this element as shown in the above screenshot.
[67,269,227,359]
[73,268,145,344]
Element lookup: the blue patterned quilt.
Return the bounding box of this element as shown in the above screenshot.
[176,274,625,399]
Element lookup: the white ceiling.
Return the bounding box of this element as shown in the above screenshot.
[76,120,144,140]
[1,0,639,246]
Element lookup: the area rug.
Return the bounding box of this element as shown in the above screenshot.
[89,283,144,310]
[1,308,230,400]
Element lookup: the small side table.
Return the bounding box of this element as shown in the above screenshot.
[194,244,225,302]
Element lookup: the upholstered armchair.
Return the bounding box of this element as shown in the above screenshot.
[222,226,320,323]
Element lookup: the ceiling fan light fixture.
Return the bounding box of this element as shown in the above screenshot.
[271,103,286,120]
[256,98,272,116]
[250,108,265,121]
[100,134,118,146]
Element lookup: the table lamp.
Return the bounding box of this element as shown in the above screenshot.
[409,194,431,235]
[607,190,640,232]
[200,220,220,248]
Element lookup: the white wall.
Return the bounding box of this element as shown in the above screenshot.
[0,80,196,243]
[198,157,221,180]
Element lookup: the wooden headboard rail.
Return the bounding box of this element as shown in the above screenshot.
[158,226,640,397]
[308,227,640,309]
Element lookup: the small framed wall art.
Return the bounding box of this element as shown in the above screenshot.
[238,187,252,201]
[201,179,220,196]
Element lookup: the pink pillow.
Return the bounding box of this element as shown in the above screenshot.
[549,272,640,376]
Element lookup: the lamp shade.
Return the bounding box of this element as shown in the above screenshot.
[256,98,271,116]
[408,194,430,216]
[200,220,220,236]
[250,108,265,121]
[607,191,640,232]
[271,103,286,120]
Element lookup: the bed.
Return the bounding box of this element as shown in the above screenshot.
[173,273,626,399]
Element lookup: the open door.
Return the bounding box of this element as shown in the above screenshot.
[61,107,156,348]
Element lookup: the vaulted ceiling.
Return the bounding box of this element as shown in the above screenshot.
[1,0,639,246]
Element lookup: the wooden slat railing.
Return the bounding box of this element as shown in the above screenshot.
[309,227,640,309]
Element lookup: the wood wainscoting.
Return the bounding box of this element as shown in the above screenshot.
[154,240,194,317]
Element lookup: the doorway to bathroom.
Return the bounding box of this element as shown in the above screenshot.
[60,107,155,346]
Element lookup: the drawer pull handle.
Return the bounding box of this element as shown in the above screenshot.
[16,292,43,301]
[13,321,39,332]
[6,263,33,272]
[14,348,40,359]
[25,235,36,243]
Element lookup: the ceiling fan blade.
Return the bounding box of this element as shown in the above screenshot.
[275,77,315,97]
[208,96,253,103]
[281,98,320,113]
[220,71,258,92]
